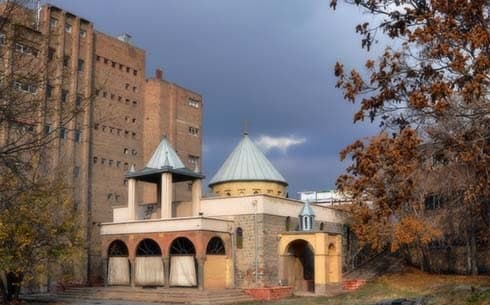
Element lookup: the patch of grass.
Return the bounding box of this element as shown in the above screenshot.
[242,269,490,305]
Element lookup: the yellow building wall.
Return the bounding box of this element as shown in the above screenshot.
[203,255,227,289]
[278,233,342,290]
[211,181,286,197]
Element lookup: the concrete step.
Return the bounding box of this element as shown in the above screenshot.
[33,287,254,305]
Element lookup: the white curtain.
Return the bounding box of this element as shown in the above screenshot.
[169,256,197,286]
[108,257,130,285]
[135,256,165,286]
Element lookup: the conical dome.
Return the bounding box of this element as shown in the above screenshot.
[146,137,185,169]
[209,134,287,187]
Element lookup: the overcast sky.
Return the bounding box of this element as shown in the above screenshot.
[48,0,383,198]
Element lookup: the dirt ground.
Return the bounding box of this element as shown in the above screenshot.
[245,268,490,305]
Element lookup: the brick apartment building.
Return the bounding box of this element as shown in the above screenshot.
[0,3,202,284]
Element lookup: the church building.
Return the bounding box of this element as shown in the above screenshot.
[99,132,347,294]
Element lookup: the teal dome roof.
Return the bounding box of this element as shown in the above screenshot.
[209,134,287,187]
[146,137,185,169]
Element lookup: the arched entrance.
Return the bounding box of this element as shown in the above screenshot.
[135,239,164,286]
[107,240,130,285]
[204,237,227,288]
[284,239,315,292]
[169,237,197,287]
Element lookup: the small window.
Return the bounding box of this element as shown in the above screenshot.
[236,227,243,249]
[131,132,136,138]
[59,127,66,139]
[132,118,136,123]
[50,17,58,27]
[74,130,81,143]
[123,148,129,154]
[125,83,130,90]
[93,156,98,164]
[107,193,112,200]
[116,161,121,167]
[80,30,87,38]
[94,123,99,130]
[111,61,116,68]
[96,55,101,61]
[43,124,52,135]
[133,69,137,76]
[48,48,55,61]
[104,58,108,64]
[285,216,291,231]
[101,158,106,164]
[189,155,199,167]
[76,94,83,107]
[108,160,113,166]
[74,166,80,178]
[126,67,130,73]
[188,98,200,108]
[46,85,53,97]
[61,90,68,102]
[65,24,72,33]
[132,86,136,92]
[132,100,137,106]
[131,149,137,155]
[63,55,70,67]
[102,91,107,98]
[188,126,199,136]
[123,162,129,170]
[77,59,84,71]
[95,89,100,96]
[110,93,115,100]
[119,64,123,70]
[118,96,122,102]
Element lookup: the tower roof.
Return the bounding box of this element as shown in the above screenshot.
[299,200,315,217]
[126,137,203,183]
[146,137,185,169]
[209,134,287,187]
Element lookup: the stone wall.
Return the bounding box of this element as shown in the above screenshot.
[231,213,347,288]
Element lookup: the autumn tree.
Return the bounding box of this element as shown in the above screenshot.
[0,1,88,301]
[331,0,489,274]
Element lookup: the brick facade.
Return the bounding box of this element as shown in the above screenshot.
[0,3,202,284]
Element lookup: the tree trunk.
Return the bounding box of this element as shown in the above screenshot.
[470,233,478,275]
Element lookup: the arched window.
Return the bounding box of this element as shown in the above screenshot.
[320,222,324,231]
[285,216,291,231]
[108,240,129,257]
[236,227,243,249]
[206,237,226,255]
[136,239,161,256]
[170,237,196,255]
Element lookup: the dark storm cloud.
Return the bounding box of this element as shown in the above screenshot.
[49,0,383,197]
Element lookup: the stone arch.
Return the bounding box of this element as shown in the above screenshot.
[107,240,130,286]
[169,237,197,287]
[283,239,315,292]
[134,238,164,286]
